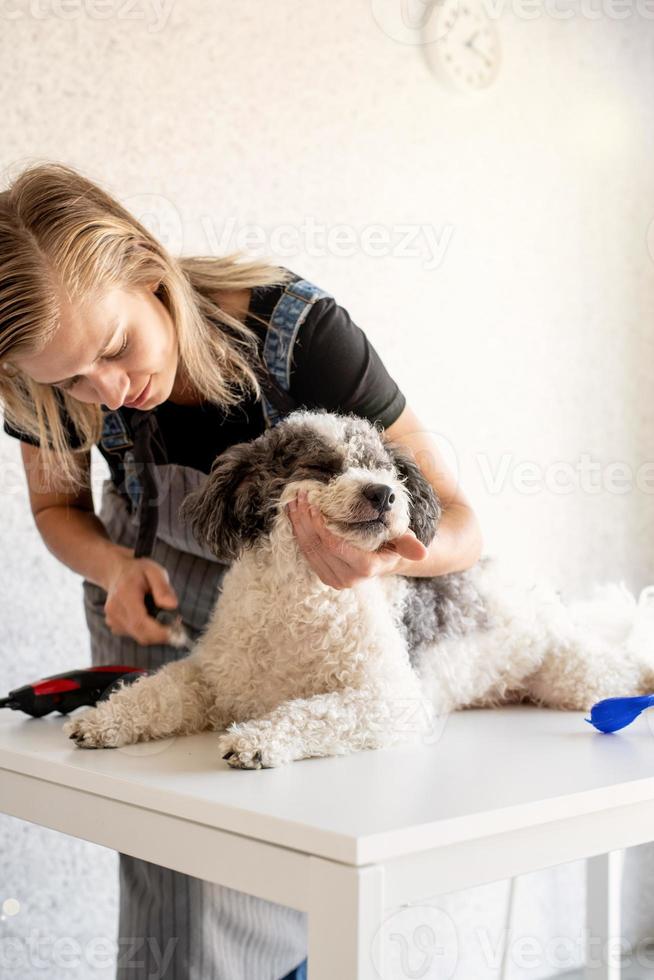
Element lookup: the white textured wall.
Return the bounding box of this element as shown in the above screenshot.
[1,3,654,978]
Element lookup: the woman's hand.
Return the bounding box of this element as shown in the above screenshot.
[103,552,181,646]
[285,489,428,590]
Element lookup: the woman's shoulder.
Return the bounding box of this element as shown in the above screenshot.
[247,269,305,315]
[211,267,305,324]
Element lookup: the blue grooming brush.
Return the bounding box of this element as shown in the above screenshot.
[586,694,654,733]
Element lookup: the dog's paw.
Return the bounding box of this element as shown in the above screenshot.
[63,707,133,749]
[216,729,282,769]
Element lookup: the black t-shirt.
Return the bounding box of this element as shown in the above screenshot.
[3,270,406,491]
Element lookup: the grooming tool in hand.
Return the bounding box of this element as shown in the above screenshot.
[0,590,191,719]
[144,592,191,648]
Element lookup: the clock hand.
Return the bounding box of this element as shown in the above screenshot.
[467,40,493,68]
[473,50,493,68]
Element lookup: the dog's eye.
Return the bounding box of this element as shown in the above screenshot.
[300,464,335,482]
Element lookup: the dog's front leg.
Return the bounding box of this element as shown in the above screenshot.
[216,683,436,769]
[63,655,217,749]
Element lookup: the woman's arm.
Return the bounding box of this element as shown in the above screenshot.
[19,443,133,590]
[381,404,483,577]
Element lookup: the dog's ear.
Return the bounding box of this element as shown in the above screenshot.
[386,442,442,546]
[178,442,266,562]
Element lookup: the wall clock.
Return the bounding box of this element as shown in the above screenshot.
[423,0,502,92]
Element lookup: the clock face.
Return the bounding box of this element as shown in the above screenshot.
[426,0,501,92]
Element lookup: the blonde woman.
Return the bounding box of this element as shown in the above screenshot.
[0,162,482,980]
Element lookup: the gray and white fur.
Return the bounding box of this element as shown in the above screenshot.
[64,409,654,767]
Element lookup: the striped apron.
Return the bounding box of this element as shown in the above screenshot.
[84,279,330,980]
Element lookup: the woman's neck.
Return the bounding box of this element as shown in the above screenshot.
[168,360,205,406]
[168,385,204,407]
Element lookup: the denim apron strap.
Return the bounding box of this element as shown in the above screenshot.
[261,277,332,429]
[99,407,140,513]
[129,411,162,559]
[99,405,162,559]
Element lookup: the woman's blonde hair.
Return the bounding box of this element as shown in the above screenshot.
[0,161,294,489]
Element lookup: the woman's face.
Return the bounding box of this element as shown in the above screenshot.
[12,281,186,411]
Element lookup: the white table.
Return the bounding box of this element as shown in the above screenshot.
[1,703,654,979]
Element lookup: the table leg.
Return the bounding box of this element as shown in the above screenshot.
[307,856,386,979]
[584,851,624,979]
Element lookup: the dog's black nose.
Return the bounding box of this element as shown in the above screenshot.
[362,483,395,513]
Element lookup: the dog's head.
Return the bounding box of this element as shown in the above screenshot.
[178,409,442,563]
